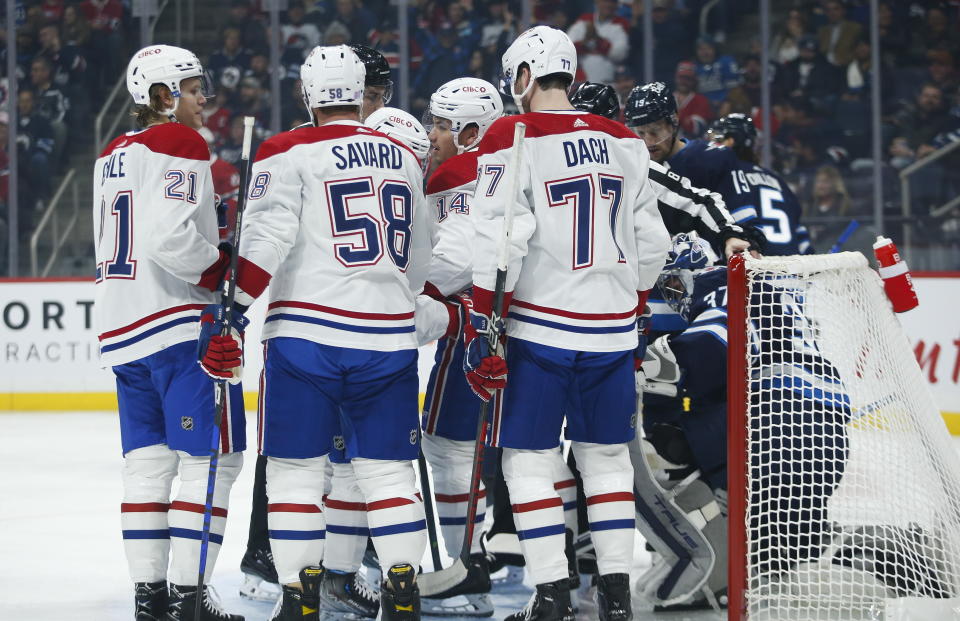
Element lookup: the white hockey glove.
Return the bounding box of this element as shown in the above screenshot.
[639,336,681,397]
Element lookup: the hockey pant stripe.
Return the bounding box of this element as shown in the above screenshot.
[122,529,170,539]
[168,527,224,545]
[517,523,567,541]
[121,502,170,512]
[438,514,485,526]
[269,502,322,513]
[369,519,427,537]
[367,496,417,511]
[512,497,564,513]
[589,519,636,532]
[169,500,228,518]
[268,529,326,541]
[326,524,370,536]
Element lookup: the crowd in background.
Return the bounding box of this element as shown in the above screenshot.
[2,0,960,271]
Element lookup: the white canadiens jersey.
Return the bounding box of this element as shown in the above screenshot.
[426,149,480,296]
[237,121,430,351]
[473,111,671,352]
[93,122,222,367]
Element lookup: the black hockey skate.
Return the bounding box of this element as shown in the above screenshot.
[596,573,632,621]
[380,564,420,620]
[504,579,575,621]
[240,547,281,601]
[421,553,494,617]
[164,584,244,620]
[135,581,168,620]
[319,569,379,618]
[269,566,323,621]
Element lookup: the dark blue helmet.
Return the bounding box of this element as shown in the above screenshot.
[624,81,676,127]
[350,44,394,90]
[569,82,620,120]
[708,113,757,149]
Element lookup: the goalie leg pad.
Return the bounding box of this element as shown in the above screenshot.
[502,448,568,585]
[570,441,635,576]
[323,461,368,573]
[352,457,426,572]
[628,435,715,606]
[422,433,486,557]
[121,443,179,583]
[266,455,326,585]
[168,451,243,585]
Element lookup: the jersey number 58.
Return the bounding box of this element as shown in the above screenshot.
[326,177,413,270]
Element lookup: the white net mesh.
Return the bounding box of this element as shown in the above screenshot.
[739,253,960,620]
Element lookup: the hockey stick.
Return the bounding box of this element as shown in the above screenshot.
[195,116,255,616]
[419,121,527,597]
[418,448,444,571]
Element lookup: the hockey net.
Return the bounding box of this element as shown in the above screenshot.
[727,252,960,621]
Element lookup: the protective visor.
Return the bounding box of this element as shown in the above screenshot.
[629,120,676,147]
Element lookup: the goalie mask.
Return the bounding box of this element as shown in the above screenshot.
[656,233,713,322]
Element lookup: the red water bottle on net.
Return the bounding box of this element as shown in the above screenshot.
[873,236,919,313]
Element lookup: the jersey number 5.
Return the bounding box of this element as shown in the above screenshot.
[546,174,626,270]
[327,178,413,270]
[96,191,137,282]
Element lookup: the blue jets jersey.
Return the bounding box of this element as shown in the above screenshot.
[667,139,812,256]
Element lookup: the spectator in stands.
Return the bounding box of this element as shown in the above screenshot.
[38,22,87,130]
[16,89,55,201]
[926,51,958,99]
[209,27,252,90]
[224,0,267,52]
[202,86,234,144]
[720,54,762,117]
[805,165,851,220]
[447,2,480,53]
[323,21,351,47]
[29,56,68,164]
[878,2,907,68]
[218,115,246,167]
[631,0,688,83]
[693,35,739,107]
[282,1,321,51]
[907,6,958,66]
[61,4,91,47]
[79,0,123,88]
[568,0,630,84]
[817,0,861,67]
[613,64,635,109]
[334,0,377,46]
[245,52,271,89]
[235,76,271,129]
[480,1,514,54]
[413,26,470,112]
[674,61,713,138]
[40,0,63,21]
[776,35,842,113]
[888,83,959,155]
[772,9,807,65]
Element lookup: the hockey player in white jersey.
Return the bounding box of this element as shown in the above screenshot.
[316,105,430,620]
[464,27,671,620]
[95,45,246,621]
[233,46,431,621]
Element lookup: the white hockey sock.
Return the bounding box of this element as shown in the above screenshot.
[167,451,242,585]
[572,442,635,576]
[323,461,368,573]
[266,456,327,585]
[422,434,485,558]
[353,458,426,571]
[121,444,178,583]
[551,449,579,537]
[502,448,568,585]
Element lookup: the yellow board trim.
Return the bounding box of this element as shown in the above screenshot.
[2,393,959,436]
[0,392,427,412]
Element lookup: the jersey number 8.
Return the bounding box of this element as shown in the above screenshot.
[326,177,413,270]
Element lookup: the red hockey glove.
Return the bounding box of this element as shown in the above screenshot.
[462,288,511,402]
[197,304,248,384]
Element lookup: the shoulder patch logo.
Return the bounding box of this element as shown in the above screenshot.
[573,118,589,128]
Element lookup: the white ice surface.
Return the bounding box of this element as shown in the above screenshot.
[0,412,724,620]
